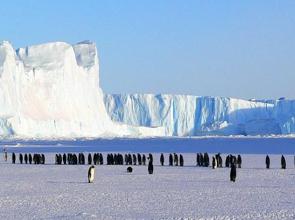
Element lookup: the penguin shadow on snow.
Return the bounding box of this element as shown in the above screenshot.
[47,180,88,184]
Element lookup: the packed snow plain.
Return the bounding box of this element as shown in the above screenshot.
[1,141,295,220]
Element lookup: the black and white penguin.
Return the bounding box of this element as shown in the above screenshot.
[142,154,146,166]
[24,154,28,164]
[127,166,133,173]
[212,157,217,169]
[160,153,164,166]
[169,154,173,166]
[281,155,286,169]
[237,155,242,168]
[88,153,92,165]
[88,165,95,183]
[19,154,23,164]
[179,154,184,167]
[12,152,16,164]
[28,154,32,164]
[148,160,153,174]
[266,155,270,169]
[230,164,237,182]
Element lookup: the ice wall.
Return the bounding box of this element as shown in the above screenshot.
[0,41,164,138]
[104,94,295,136]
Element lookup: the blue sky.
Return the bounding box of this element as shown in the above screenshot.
[1,0,294,99]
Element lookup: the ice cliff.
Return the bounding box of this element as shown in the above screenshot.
[104,94,295,136]
[0,41,164,138]
[1,40,294,139]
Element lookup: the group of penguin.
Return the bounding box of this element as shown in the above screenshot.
[54,153,104,165]
[265,155,287,169]
[9,152,291,184]
[11,152,45,165]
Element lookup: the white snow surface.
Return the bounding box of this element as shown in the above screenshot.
[104,94,295,136]
[1,153,295,219]
[0,41,164,138]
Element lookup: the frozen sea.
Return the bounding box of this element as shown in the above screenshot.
[1,137,295,219]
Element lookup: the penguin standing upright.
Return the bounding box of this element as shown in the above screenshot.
[212,157,217,169]
[88,165,95,183]
[12,153,16,164]
[169,154,173,166]
[179,154,184,167]
[88,153,92,165]
[237,155,242,168]
[29,154,32,164]
[281,155,286,169]
[148,160,153,174]
[230,164,237,182]
[160,153,164,166]
[24,154,28,164]
[266,155,270,169]
[19,154,23,164]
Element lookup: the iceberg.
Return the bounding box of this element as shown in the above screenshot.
[0,41,164,138]
[104,94,295,136]
[1,40,294,138]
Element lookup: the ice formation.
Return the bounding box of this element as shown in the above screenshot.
[0,41,164,138]
[104,94,295,136]
[1,40,294,138]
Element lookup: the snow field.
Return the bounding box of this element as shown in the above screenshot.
[0,153,295,219]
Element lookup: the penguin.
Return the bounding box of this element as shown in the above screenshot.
[63,153,67,165]
[24,154,28,164]
[212,157,217,169]
[127,166,133,173]
[148,160,154,174]
[179,154,184,167]
[142,154,146,166]
[41,154,45,164]
[137,153,142,165]
[237,155,242,168]
[19,154,23,164]
[88,153,92,165]
[266,155,270,169]
[281,155,286,169]
[174,153,178,166]
[160,153,164,166]
[28,154,32,164]
[230,164,237,182]
[88,165,95,183]
[169,154,173,166]
[12,152,16,164]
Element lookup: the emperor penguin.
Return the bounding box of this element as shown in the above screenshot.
[88,165,95,183]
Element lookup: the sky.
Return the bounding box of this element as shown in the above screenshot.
[0,0,294,99]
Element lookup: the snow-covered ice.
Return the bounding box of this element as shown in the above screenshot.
[1,152,295,219]
[1,40,295,139]
[104,94,295,136]
[0,41,164,138]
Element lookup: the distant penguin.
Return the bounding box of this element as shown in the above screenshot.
[169,154,173,166]
[19,154,23,164]
[88,153,92,165]
[88,165,95,183]
[212,157,217,169]
[127,166,133,173]
[179,154,184,167]
[142,154,146,165]
[24,154,28,164]
[266,155,270,169]
[237,155,242,168]
[12,152,16,164]
[160,153,164,166]
[148,161,154,174]
[28,154,32,164]
[281,155,286,169]
[230,164,237,182]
